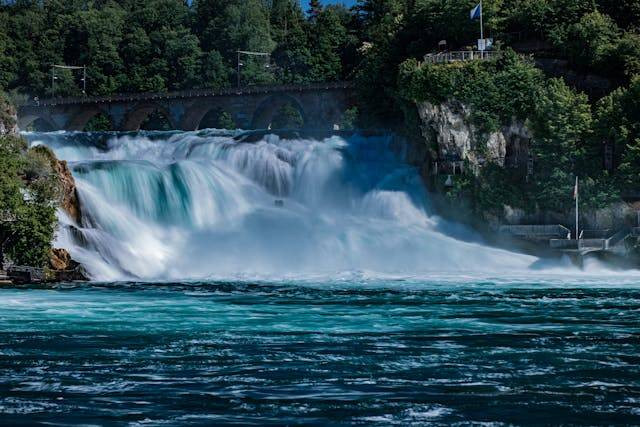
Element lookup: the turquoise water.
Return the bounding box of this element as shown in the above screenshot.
[9,131,639,424]
[1,279,639,425]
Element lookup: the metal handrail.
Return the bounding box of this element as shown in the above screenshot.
[22,81,355,107]
[423,50,501,64]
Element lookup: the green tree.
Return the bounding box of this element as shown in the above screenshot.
[196,0,275,86]
[271,103,304,128]
[200,50,231,90]
[596,0,640,30]
[0,13,16,90]
[307,6,349,81]
[529,78,594,211]
[563,11,620,70]
[64,5,126,95]
[217,111,236,130]
[0,133,58,267]
[596,77,640,190]
[270,0,312,83]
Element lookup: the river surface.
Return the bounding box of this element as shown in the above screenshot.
[1,279,640,425]
[1,130,638,424]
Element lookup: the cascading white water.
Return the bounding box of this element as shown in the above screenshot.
[27,130,540,281]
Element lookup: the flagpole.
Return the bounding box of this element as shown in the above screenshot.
[480,0,484,42]
[575,176,579,240]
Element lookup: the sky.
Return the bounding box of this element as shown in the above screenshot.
[307,0,357,7]
[184,1,358,9]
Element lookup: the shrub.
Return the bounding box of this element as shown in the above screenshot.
[0,134,59,267]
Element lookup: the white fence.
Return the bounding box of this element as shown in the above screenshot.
[423,50,501,64]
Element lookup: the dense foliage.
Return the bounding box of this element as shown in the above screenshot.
[0,0,636,100]
[0,133,59,267]
[352,0,640,125]
[0,0,356,97]
[399,52,623,214]
[363,0,640,217]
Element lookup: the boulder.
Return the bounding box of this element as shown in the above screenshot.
[49,248,75,271]
[48,248,88,281]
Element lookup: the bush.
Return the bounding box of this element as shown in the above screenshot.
[339,107,359,130]
[0,134,59,267]
[562,11,620,70]
[596,77,640,191]
[398,50,621,214]
[399,50,544,134]
[217,111,236,130]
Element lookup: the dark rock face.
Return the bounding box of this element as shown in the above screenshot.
[413,101,532,171]
[54,159,82,224]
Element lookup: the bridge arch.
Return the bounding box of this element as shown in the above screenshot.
[181,104,235,131]
[122,103,176,131]
[18,114,57,132]
[66,107,113,131]
[251,94,307,130]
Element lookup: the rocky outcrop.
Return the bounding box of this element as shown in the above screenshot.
[49,248,75,271]
[0,96,18,135]
[415,100,531,172]
[54,159,82,224]
[48,248,88,281]
[410,100,637,232]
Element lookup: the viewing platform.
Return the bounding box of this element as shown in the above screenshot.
[549,229,630,255]
[423,50,500,65]
[500,225,631,258]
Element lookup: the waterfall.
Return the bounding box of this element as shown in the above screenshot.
[27,130,537,281]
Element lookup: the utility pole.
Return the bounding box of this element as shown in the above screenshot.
[51,64,87,97]
[236,50,271,89]
[51,67,56,96]
[237,51,241,89]
[82,65,87,95]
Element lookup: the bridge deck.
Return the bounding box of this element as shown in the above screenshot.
[22,81,354,107]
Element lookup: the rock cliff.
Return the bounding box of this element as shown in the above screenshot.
[54,159,82,224]
[415,100,531,171]
[409,100,636,231]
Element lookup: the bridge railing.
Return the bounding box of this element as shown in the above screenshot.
[499,224,570,240]
[22,81,354,107]
[423,50,501,64]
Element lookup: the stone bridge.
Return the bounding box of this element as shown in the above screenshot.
[17,82,355,132]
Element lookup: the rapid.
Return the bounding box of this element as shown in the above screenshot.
[27,130,542,281]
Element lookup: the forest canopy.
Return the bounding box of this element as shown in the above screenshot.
[1,0,638,101]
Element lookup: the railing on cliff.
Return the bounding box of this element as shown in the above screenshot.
[23,81,355,107]
[423,50,501,65]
